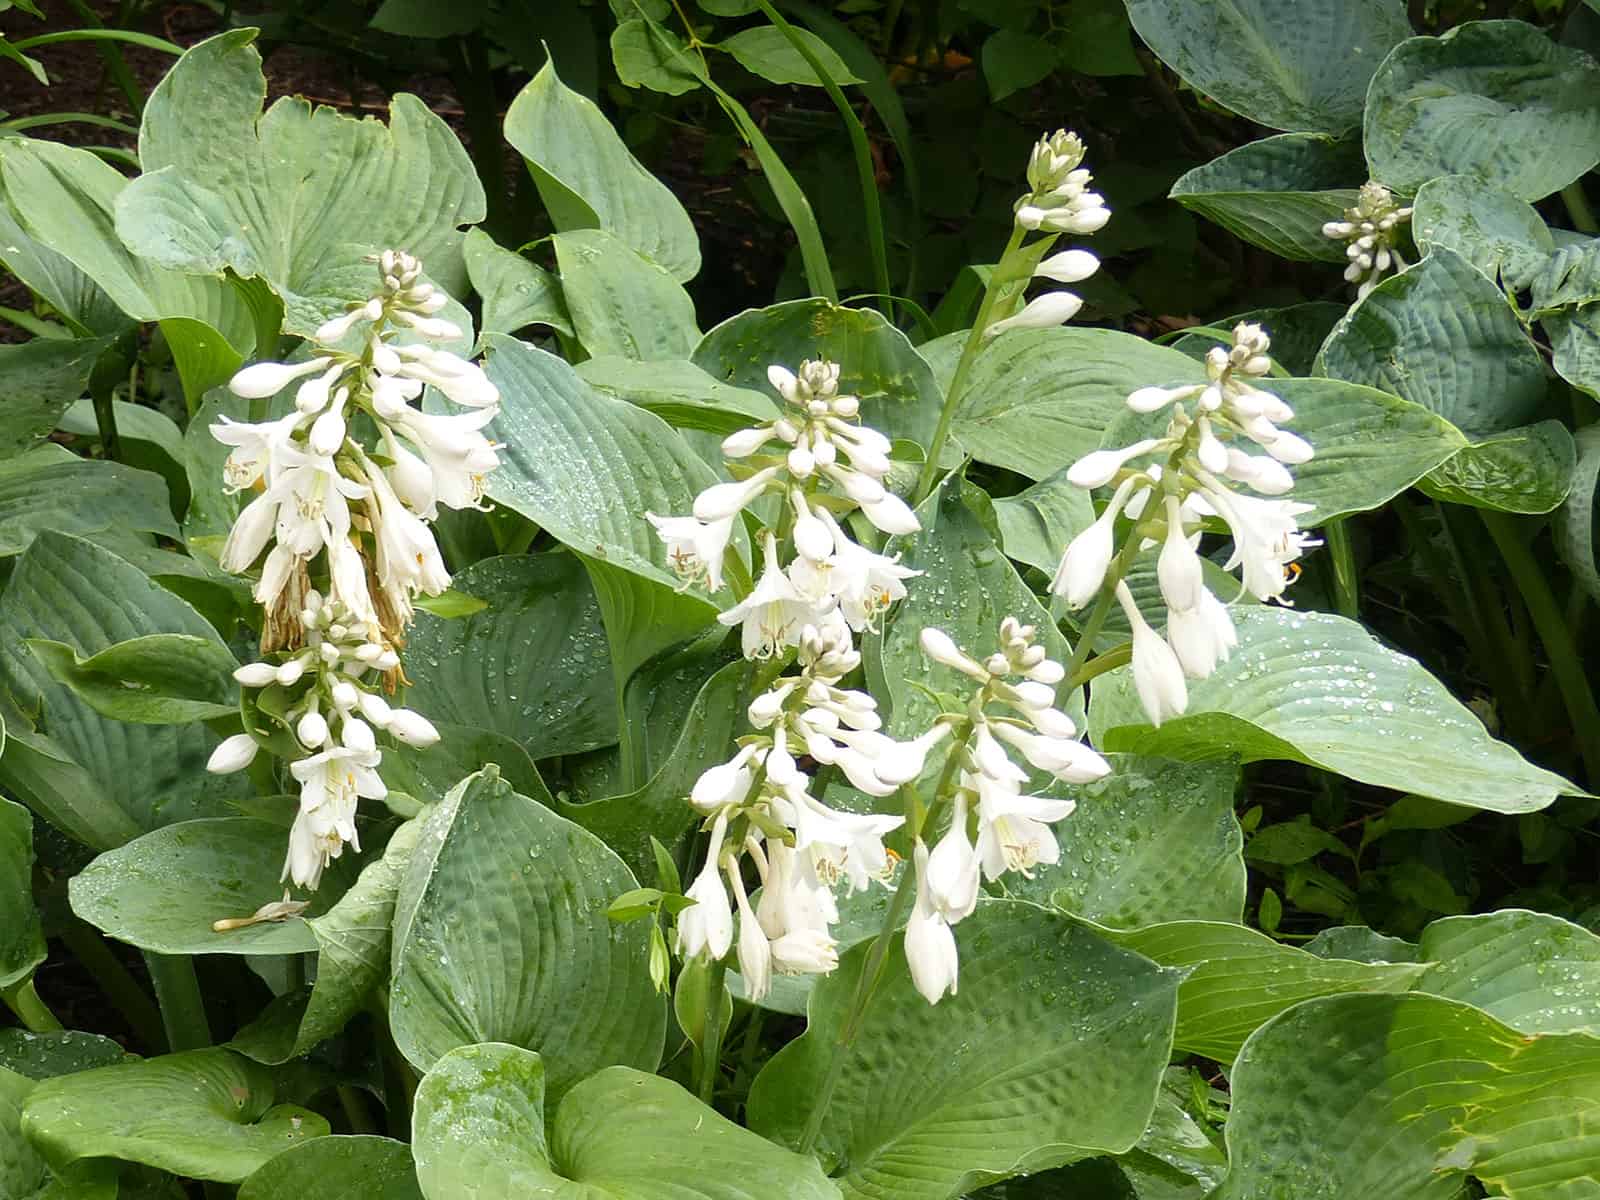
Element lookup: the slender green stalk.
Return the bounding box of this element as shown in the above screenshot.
[736,1007,767,1087]
[1438,501,1533,731]
[1061,578,1119,688]
[369,997,417,1139]
[59,920,164,1051]
[1064,642,1131,690]
[60,0,148,114]
[1481,511,1600,783]
[2,978,64,1033]
[697,959,729,1105]
[754,0,891,318]
[144,953,211,1052]
[913,225,1027,502]
[1323,518,1359,618]
[337,1085,379,1135]
[1562,182,1599,234]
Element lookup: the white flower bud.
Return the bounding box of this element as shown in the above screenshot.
[233,662,278,688]
[205,733,258,775]
[987,291,1083,337]
[721,426,773,458]
[1034,249,1100,284]
[296,710,330,748]
[228,357,331,400]
[387,708,441,747]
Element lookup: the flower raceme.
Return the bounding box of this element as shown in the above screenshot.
[1323,182,1412,299]
[1053,322,1317,726]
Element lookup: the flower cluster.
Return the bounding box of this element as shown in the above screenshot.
[906,619,1110,1004]
[208,251,497,890]
[648,359,920,657]
[1054,322,1317,725]
[1323,182,1412,299]
[678,623,949,1000]
[991,130,1111,337]
[206,596,440,888]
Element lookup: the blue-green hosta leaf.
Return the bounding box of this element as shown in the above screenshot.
[747,901,1180,1198]
[1417,418,1574,515]
[0,797,45,991]
[1090,607,1575,814]
[553,228,700,361]
[27,633,238,724]
[1167,302,1346,377]
[505,57,700,282]
[1,1067,119,1200]
[693,297,943,447]
[411,1043,841,1199]
[461,227,570,338]
[1169,133,1363,262]
[1414,909,1600,1035]
[239,1136,422,1200]
[20,1049,327,1184]
[0,1030,131,1080]
[991,465,1094,575]
[116,29,485,335]
[1125,0,1412,134]
[576,356,779,436]
[1545,307,1600,401]
[0,445,178,558]
[389,768,666,1097]
[1411,175,1555,291]
[1364,19,1600,201]
[0,337,116,461]
[0,197,129,338]
[1216,992,1600,1199]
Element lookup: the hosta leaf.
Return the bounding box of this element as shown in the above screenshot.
[1556,424,1600,601]
[611,18,702,95]
[1364,19,1600,200]
[70,817,361,957]
[1,1067,119,1200]
[0,533,250,847]
[747,901,1180,1198]
[1169,133,1362,262]
[412,1043,841,1199]
[1315,248,1549,439]
[1124,0,1411,134]
[991,466,1094,574]
[693,298,943,447]
[1411,175,1555,291]
[1417,419,1574,515]
[1414,909,1600,1035]
[1216,993,1600,1199]
[1529,238,1600,312]
[576,356,779,435]
[1005,755,1246,927]
[0,198,128,338]
[239,1136,421,1200]
[553,228,700,361]
[0,1031,129,1081]
[719,25,863,86]
[1545,307,1600,400]
[20,1049,327,1183]
[389,768,666,1096]
[505,57,700,282]
[404,554,617,760]
[1101,919,1426,1063]
[1090,606,1575,813]
[0,446,178,558]
[0,797,45,991]
[27,634,237,724]
[0,337,115,461]
[952,328,1203,480]
[462,228,571,338]
[118,29,484,335]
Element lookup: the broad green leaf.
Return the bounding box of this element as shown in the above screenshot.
[159,316,245,412]
[1216,993,1600,1199]
[505,57,700,282]
[1,1067,119,1200]
[693,297,943,446]
[239,1136,421,1200]
[1124,0,1412,133]
[611,18,701,95]
[1302,924,1420,963]
[992,467,1094,575]
[1545,307,1600,400]
[57,398,188,509]
[405,554,618,759]
[461,228,571,338]
[480,334,731,600]
[1411,175,1555,291]
[233,821,421,1065]
[1414,909,1600,1035]
[0,198,129,337]
[1169,134,1362,263]
[411,1043,841,1199]
[20,1048,327,1183]
[1529,238,1600,312]
[1364,20,1600,200]
[389,768,666,1096]
[1090,606,1575,813]
[27,634,237,724]
[0,797,45,990]
[0,337,114,461]
[1556,424,1600,601]
[370,0,486,37]
[719,25,863,86]
[0,533,250,846]
[952,328,1204,479]
[70,817,361,956]
[0,1031,130,1080]
[1418,419,1574,515]
[553,228,700,361]
[118,29,485,335]
[1315,248,1549,439]
[0,445,178,557]
[1101,919,1426,1063]
[981,29,1058,101]
[748,901,1179,1197]
[1004,755,1245,927]
[576,356,779,435]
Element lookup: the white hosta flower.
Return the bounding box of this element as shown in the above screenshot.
[387,407,500,511]
[987,291,1084,337]
[1202,486,1317,602]
[284,744,386,889]
[970,769,1077,879]
[718,535,818,659]
[365,463,451,617]
[648,511,736,593]
[386,707,440,748]
[392,344,499,409]
[1052,475,1145,609]
[211,412,306,493]
[1156,496,1204,614]
[1066,439,1163,489]
[229,356,335,400]
[677,814,734,962]
[789,785,903,893]
[1034,249,1100,284]
[816,511,919,631]
[989,720,1110,784]
[694,466,781,523]
[924,793,981,922]
[730,868,772,1001]
[1324,181,1412,299]
[1118,582,1187,726]
[1167,588,1237,679]
[906,840,960,1005]
[206,733,259,774]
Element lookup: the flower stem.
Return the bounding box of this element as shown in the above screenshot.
[1323,518,1359,618]
[59,919,164,1052]
[697,958,729,1106]
[144,953,211,1051]
[914,225,1028,503]
[1,977,64,1034]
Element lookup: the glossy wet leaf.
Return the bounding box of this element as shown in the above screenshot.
[411,1043,841,1199]
[0,1031,130,1081]
[116,29,484,334]
[1169,133,1362,262]
[576,356,778,436]
[0,797,45,991]
[0,445,178,558]
[748,901,1180,1197]
[991,466,1094,575]
[239,1136,421,1200]
[553,229,700,361]
[1364,19,1600,200]
[505,57,700,282]
[389,769,665,1097]
[1125,0,1411,133]
[27,634,237,724]
[1414,909,1600,1035]
[1411,175,1555,291]
[1090,607,1575,813]
[0,337,115,461]
[1,1066,119,1200]
[1418,419,1574,515]
[462,228,571,338]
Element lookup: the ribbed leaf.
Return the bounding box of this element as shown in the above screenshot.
[1414,909,1600,1035]
[0,337,115,461]
[576,356,779,435]
[0,798,45,991]
[1412,175,1554,291]
[1,1067,119,1200]
[239,1136,421,1200]
[462,227,570,338]
[553,228,700,361]
[0,446,178,558]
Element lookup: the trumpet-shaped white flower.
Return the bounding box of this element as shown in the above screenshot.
[987,291,1084,337]
[648,512,737,593]
[924,792,981,922]
[718,534,820,659]
[677,813,734,962]
[285,744,386,889]
[905,840,960,1005]
[1119,582,1188,726]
